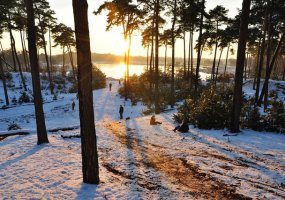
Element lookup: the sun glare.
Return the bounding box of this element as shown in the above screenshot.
[115,63,126,79]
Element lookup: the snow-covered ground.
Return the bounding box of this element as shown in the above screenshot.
[0,73,285,199]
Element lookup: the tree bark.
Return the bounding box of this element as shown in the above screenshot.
[41,32,54,94]
[255,7,269,104]
[170,0,177,108]
[154,0,160,113]
[223,43,230,76]
[194,0,205,101]
[20,30,28,72]
[25,0,49,144]
[12,34,27,91]
[0,59,9,105]
[73,0,99,184]
[253,38,261,89]
[211,21,219,83]
[8,27,17,72]
[183,31,186,79]
[230,0,251,133]
[68,45,76,81]
[190,30,194,89]
[164,42,167,73]
[215,48,224,85]
[258,32,285,106]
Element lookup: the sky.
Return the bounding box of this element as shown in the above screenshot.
[2,0,243,58]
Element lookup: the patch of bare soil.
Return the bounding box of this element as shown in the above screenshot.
[105,122,251,200]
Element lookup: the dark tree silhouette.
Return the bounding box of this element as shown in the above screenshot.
[25,0,49,144]
[230,0,251,133]
[73,0,99,184]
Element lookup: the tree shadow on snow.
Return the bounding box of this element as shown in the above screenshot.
[0,144,46,169]
[75,183,98,200]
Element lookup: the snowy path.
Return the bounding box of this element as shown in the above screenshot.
[1,79,285,199]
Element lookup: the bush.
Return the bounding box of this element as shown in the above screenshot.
[264,99,285,132]
[241,99,263,131]
[68,84,78,93]
[8,122,21,130]
[18,91,31,104]
[0,72,12,81]
[12,96,17,105]
[92,65,106,90]
[174,85,234,129]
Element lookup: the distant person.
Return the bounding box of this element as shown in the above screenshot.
[109,82,112,91]
[150,115,162,125]
[173,120,189,133]
[119,79,121,85]
[72,101,75,111]
[119,105,124,119]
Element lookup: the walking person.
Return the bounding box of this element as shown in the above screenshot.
[72,101,75,111]
[109,82,112,91]
[119,105,124,119]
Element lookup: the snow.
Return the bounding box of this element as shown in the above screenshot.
[0,73,285,199]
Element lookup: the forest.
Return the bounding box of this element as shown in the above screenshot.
[0,0,285,199]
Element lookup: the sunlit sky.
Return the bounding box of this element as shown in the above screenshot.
[2,0,243,58]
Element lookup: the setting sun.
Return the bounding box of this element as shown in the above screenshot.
[115,63,126,79]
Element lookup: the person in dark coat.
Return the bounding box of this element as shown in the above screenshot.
[109,82,112,91]
[119,105,124,119]
[72,101,75,111]
[173,121,189,133]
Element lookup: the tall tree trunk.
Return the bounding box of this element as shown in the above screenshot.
[149,11,155,96]
[23,30,30,72]
[41,33,54,94]
[211,21,219,82]
[12,33,27,91]
[230,0,251,133]
[127,34,132,93]
[164,41,167,73]
[190,30,194,89]
[49,27,53,76]
[194,0,205,101]
[262,9,273,110]
[183,31,186,79]
[68,46,76,81]
[170,0,177,108]
[282,63,285,81]
[154,0,160,113]
[253,38,262,89]
[0,59,9,106]
[187,32,191,81]
[124,33,128,100]
[62,46,65,76]
[26,0,49,144]
[9,29,17,72]
[244,52,248,80]
[72,0,99,184]
[20,30,28,72]
[224,43,230,76]
[255,7,269,104]
[146,44,149,71]
[215,48,223,85]
[258,32,285,106]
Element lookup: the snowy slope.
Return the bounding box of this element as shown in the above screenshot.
[0,73,285,199]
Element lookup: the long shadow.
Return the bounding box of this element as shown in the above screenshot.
[93,87,110,121]
[0,144,46,169]
[130,119,174,198]
[122,119,142,199]
[75,183,98,200]
[186,129,285,183]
